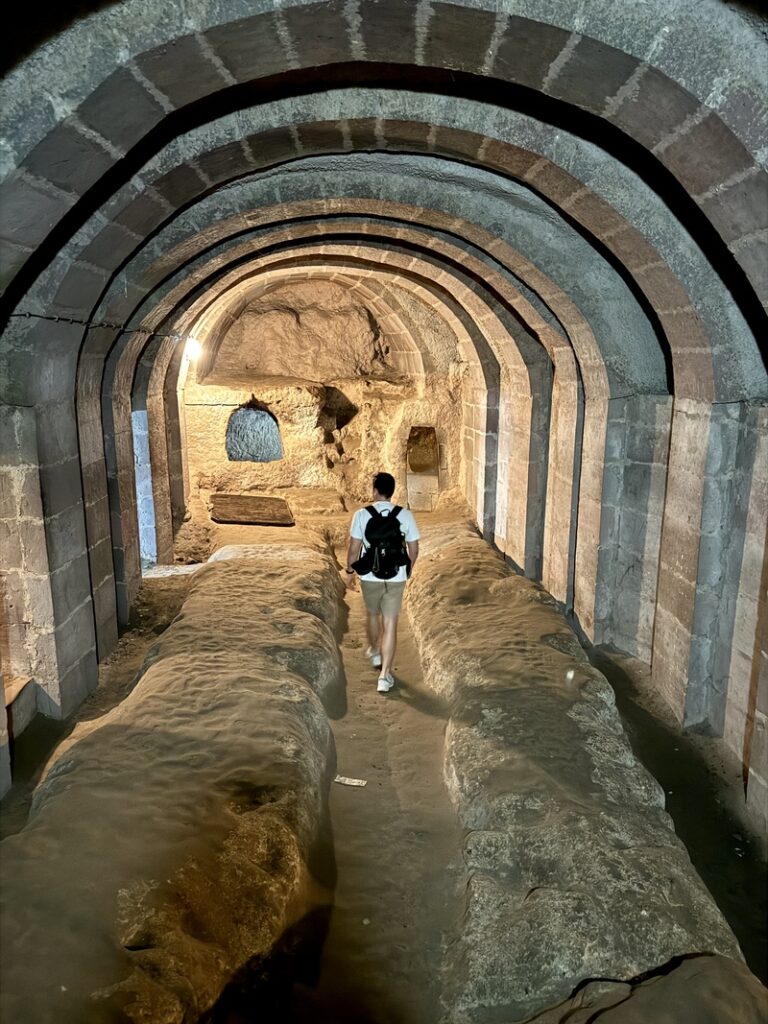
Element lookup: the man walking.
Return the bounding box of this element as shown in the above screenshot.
[345,472,420,693]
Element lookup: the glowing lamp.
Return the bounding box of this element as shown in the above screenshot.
[185,337,202,359]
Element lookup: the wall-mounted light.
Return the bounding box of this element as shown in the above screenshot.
[185,336,202,359]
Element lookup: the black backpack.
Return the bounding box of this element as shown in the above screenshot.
[352,506,411,580]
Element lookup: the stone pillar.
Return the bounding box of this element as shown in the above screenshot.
[144,337,176,564]
[102,348,141,624]
[573,397,609,639]
[652,397,711,716]
[77,351,119,662]
[593,394,672,661]
[0,405,76,720]
[685,403,762,733]
[541,371,582,610]
[35,401,98,718]
[722,405,768,840]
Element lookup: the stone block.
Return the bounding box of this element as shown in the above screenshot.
[0,470,16,518]
[44,503,88,574]
[382,119,432,153]
[89,532,116,591]
[53,261,108,314]
[78,66,166,149]
[661,111,754,199]
[57,644,99,718]
[243,127,299,167]
[38,458,83,519]
[623,461,652,508]
[78,221,139,271]
[204,13,288,82]
[113,192,170,237]
[0,174,76,248]
[608,67,700,150]
[601,462,623,507]
[296,122,345,154]
[22,122,114,195]
[618,506,650,559]
[696,532,726,590]
[359,0,417,63]
[283,1,351,65]
[494,17,570,89]
[0,520,23,570]
[703,171,768,245]
[548,34,638,113]
[0,406,37,466]
[136,34,227,108]
[152,164,206,207]
[732,237,768,304]
[423,3,497,72]
[49,552,93,623]
[30,628,59,689]
[339,117,381,151]
[53,598,96,677]
[195,142,252,184]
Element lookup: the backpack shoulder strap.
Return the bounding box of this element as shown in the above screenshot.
[391,506,403,519]
[365,505,380,517]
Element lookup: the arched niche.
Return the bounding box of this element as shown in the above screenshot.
[406,426,440,512]
[225,401,283,463]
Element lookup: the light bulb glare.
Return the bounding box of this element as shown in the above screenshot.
[185,337,202,359]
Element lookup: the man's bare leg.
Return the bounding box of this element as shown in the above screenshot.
[367,611,383,655]
[379,615,398,679]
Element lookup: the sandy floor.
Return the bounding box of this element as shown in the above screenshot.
[2,535,765,1014]
[288,573,465,1022]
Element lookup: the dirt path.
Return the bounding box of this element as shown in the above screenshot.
[290,579,465,1023]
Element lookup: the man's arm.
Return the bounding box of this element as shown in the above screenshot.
[347,536,363,569]
[407,539,419,572]
[344,535,363,589]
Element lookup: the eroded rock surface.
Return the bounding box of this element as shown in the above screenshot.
[406,514,754,1022]
[0,541,344,1024]
[526,953,768,1023]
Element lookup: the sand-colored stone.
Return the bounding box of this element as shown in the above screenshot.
[208,281,393,384]
[175,280,465,560]
[406,512,747,1022]
[0,542,344,1024]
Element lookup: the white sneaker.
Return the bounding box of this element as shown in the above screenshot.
[377,673,395,693]
[366,647,382,668]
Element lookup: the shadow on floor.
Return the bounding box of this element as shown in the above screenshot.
[0,714,69,839]
[591,647,768,983]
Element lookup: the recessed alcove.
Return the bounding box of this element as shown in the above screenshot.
[406,426,440,512]
[225,401,283,463]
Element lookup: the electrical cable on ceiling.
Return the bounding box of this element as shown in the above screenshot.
[8,310,187,341]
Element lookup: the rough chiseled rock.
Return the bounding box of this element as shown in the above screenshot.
[406,514,754,1023]
[0,540,344,1024]
[526,953,768,1023]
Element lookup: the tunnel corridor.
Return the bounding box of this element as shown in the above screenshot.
[1,1,767,1021]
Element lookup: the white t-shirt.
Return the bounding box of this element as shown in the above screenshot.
[350,501,420,583]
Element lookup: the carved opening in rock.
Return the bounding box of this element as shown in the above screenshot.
[323,387,358,430]
[131,408,157,568]
[226,400,283,462]
[407,426,440,512]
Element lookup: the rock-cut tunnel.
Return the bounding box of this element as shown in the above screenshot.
[0,2,767,1022]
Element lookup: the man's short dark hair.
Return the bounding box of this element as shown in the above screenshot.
[373,472,395,498]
